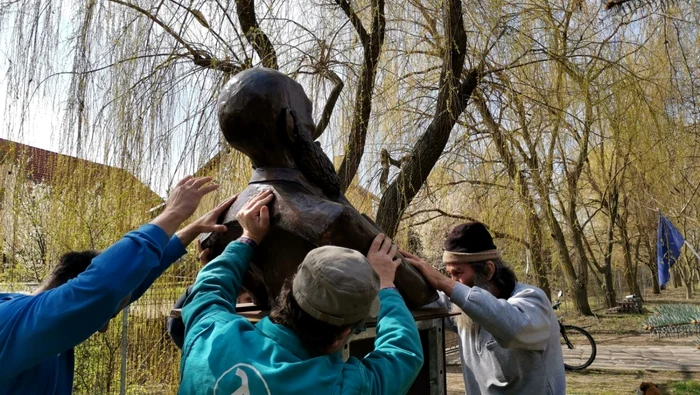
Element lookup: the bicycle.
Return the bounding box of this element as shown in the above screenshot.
[552,291,597,370]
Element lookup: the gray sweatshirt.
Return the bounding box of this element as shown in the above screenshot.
[437,282,565,395]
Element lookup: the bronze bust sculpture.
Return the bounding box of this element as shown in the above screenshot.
[201,67,437,309]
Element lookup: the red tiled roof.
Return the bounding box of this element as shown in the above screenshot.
[0,138,160,201]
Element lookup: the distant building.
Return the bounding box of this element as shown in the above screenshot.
[0,138,160,198]
[0,138,161,282]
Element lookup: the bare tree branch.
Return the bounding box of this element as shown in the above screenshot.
[376,0,482,237]
[402,209,531,248]
[235,0,279,69]
[603,0,675,12]
[169,0,241,63]
[379,149,407,193]
[313,70,344,139]
[336,0,386,192]
[109,0,244,73]
[334,0,370,45]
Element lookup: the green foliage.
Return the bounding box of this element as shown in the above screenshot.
[670,380,700,395]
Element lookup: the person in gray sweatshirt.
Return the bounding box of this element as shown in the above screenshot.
[403,222,565,395]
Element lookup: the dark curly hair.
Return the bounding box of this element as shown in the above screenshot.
[41,250,101,290]
[269,277,361,354]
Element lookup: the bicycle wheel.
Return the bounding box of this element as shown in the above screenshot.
[561,325,596,370]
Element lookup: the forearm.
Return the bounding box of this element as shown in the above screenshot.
[175,223,202,248]
[182,240,253,329]
[423,291,457,332]
[437,277,457,297]
[129,235,187,303]
[449,283,550,349]
[150,210,184,238]
[362,289,423,394]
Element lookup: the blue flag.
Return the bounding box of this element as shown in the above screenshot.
[657,212,685,287]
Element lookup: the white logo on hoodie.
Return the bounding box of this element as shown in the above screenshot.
[214,363,271,395]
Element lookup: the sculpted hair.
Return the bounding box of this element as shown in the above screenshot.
[283,109,341,199]
[41,250,101,290]
[269,277,353,353]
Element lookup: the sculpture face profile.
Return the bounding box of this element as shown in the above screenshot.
[202,67,436,309]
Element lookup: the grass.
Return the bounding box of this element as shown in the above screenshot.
[447,367,700,395]
[671,380,700,394]
[551,287,700,346]
[563,369,700,394]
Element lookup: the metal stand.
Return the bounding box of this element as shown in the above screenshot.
[343,309,453,395]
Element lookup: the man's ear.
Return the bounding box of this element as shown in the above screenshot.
[485,260,496,281]
[284,108,297,143]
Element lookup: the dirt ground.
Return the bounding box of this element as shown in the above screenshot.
[446,365,700,394]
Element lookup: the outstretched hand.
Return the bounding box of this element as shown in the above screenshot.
[236,190,274,245]
[401,249,456,296]
[166,176,220,221]
[366,234,401,289]
[152,176,221,237]
[176,194,238,248]
[189,194,238,234]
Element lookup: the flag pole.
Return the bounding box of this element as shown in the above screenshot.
[683,241,700,262]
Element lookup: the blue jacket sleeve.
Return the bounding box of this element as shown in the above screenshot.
[359,289,424,394]
[128,235,186,303]
[182,241,253,341]
[0,224,170,380]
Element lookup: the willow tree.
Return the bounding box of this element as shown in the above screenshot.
[395,0,699,314]
[1,0,495,241]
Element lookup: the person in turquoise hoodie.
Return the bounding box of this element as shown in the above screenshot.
[179,189,424,395]
[0,175,235,394]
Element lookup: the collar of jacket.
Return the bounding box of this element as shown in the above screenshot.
[249,167,325,197]
[255,317,318,360]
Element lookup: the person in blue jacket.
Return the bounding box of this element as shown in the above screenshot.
[179,189,424,395]
[0,175,235,394]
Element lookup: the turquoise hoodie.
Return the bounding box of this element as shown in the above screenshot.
[180,241,423,395]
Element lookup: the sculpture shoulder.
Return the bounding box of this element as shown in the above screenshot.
[221,182,374,245]
[221,183,350,223]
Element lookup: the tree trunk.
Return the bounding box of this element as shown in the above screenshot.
[619,208,643,300]
[673,269,681,288]
[597,179,619,307]
[546,205,594,315]
[473,94,551,299]
[643,236,661,294]
[526,209,552,299]
[571,278,593,316]
[336,0,386,192]
[376,0,480,237]
[649,264,661,294]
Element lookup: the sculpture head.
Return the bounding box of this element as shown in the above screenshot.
[218,67,340,198]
